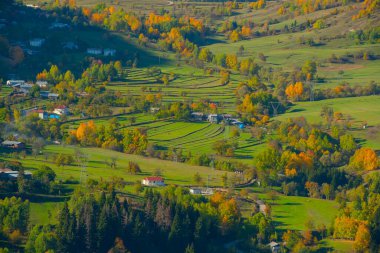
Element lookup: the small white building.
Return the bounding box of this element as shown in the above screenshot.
[142,176,165,187]
[189,188,202,195]
[208,114,219,123]
[104,48,116,56]
[53,105,69,115]
[36,81,48,88]
[87,48,102,55]
[30,38,45,47]
[6,80,25,87]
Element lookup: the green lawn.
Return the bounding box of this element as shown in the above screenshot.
[257,193,339,231]
[15,145,232,187]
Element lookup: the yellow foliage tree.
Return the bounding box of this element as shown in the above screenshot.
[350,147,378,171]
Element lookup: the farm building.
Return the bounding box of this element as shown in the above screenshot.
[6,80,25,87]
[191,112,204,121]
[1,140,25,149]
[19,83,33,94]
[0,168,32,180]
[142,176,165,187]
[189,187,214,195]
[53,105,69,115]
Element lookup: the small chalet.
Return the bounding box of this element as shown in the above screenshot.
[104,48,116,56]
[30,38,45,47]
[142,176,165,187]
[53,105,69,115]
[1,140,25,149]
[268,242,280,253]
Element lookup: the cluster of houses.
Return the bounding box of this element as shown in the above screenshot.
[22,105,69,120]
[87,48,117,57]
[191,112,245,128]
[6,80,60,99]
[0,168,32,180]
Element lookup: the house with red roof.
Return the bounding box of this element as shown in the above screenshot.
[142,176,165,187]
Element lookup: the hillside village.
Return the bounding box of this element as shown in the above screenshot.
[0,0,379,252]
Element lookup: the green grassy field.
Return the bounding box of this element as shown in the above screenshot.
[276,95,380,150]
[14,145,232,187]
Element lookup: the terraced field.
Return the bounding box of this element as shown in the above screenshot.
[107,68,240,113]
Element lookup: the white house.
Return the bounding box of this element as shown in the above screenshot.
[53,105,69,115]
[87,48,102,55]
[33,109,48,120]
[30,38,45,47]
[142,176,165,187]
[104,48,116,56]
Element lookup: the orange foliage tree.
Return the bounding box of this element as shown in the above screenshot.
[349,147,378,171]
[285,82,303,101]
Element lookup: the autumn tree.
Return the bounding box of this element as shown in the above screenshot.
[285,82,304,101]
[349,147,378,171]
[354,224,371,252]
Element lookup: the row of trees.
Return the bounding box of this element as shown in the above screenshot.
[67,119,148,155]
[24,186,243,253]
[331,173,380,252]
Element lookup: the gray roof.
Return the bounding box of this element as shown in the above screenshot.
[2,140,23,145]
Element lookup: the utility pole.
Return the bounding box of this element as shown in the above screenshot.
[270,102,281,117]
